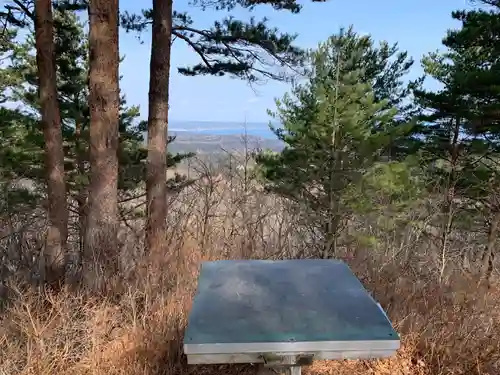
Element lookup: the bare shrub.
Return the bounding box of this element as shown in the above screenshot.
[1,155,499,375]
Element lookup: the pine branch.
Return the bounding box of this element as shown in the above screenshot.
[171,29,215,72]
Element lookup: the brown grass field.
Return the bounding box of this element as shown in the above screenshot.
[1,170,499,375]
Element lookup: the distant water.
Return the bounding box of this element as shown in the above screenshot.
[167,120,275,138]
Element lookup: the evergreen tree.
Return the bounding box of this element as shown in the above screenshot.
[0,23,43,188]
[256,28,416,258]
[120,0,324,256]
[411,48,476,280]
[34,0,69,284]
[143,0,172,257]
[433,2,500,280]
[444,3,500,134]
[396,1,500,282]
[2,7,191,269]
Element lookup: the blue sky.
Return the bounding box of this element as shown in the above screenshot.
[119,0,473,124]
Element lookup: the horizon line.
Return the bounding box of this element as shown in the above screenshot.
[169,119,275,124]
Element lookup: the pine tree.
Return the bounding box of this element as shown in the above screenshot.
[0,23,42,188]
[120,0,321,256]
[0,0,70,283]
[436,3,500,281]
[256,28,415,258]
[3,6,191,280]
[34,0,69,285]
[411,48,477,280]
[144,0,172,257]
[83,0,120,287]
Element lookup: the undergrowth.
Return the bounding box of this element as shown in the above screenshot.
[1,179,499,375]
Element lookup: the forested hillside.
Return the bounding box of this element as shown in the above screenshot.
[0,1,499,375]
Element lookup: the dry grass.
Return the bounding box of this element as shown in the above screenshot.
[1,170,500,375]
[1,243,499,375]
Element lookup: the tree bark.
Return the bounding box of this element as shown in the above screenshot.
[74,120,87,257]
[438,116,461,282]
[34,0,69,285]
[145,0,173,256]
[481,210,500,285]
[85,0,120,288]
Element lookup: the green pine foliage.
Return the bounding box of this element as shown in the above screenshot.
[256,28,419,256]
[443,4,500,255]
[410,5,500,231]
[120,1,313,82]
[0,21,44,216]
[1,7,192,224]
[444,6,500,135]
[399,3,500,276]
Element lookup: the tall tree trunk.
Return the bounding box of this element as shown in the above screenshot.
[145,0,173,256]
[481,210,500,285]
[34,0,69,285]
[85,0,120,288]
[438,116,461,282]
[74,119,87,257]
